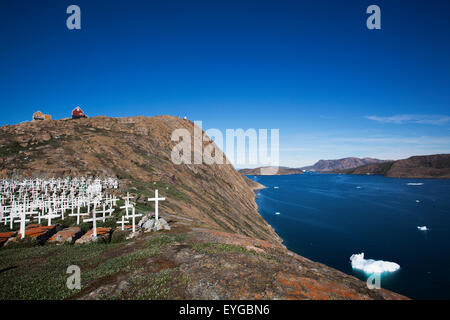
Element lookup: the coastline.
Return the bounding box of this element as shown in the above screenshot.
[244,173,413,299]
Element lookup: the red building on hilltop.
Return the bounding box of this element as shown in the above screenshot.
[72,106,87,119]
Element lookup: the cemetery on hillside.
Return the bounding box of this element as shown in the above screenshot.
[0,176,170,248]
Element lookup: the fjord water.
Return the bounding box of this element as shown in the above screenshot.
[250,173,450,299]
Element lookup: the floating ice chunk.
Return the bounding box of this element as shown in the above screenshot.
[416,200,420,203]
[275,212,280,215]
[274,186,279,189]
[350,253,400,274]
[417,226,429,231]
[356,186,361,189]
[407,183,424,186]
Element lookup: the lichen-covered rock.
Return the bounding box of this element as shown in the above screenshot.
[5,224,61,246]
[0,231,17,247]
[48,227,82,244]
[154,218,170,231]
[138,215,170,232]
[137,214,152,229]
[111,228,134,243]
[74,228,111,245]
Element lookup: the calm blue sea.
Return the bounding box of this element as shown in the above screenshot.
[249,173,450,300]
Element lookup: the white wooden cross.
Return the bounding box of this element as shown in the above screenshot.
[129,207,142,233]
[69,202,89,225]
[120,193,134,218]
[148,189,165,221]
[116,215,129,231]
[109,194,119,206]
[124,192,133,204]
[93,202,107,223]
[41,208,61,226]
[18,212,30,239]
[35,209,44,224]
[9,202,19,230]
[83,203,105,237]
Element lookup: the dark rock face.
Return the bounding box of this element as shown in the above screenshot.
[302,157,386,172]
[339,154,450,179]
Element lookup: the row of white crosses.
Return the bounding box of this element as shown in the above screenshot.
[0,178,167,240]
[115,192,143,233]
[0,177,119,238]
[114,190,165,234]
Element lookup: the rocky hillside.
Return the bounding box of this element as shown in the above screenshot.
[0,116,279,244]
[338,154,450,179]
[239,166,304,175]
[0,116,407,299]
[301,157,386,172]
[0,220,408,300]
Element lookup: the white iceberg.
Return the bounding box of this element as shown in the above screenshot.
[417,226,429,231]
[275,212,280,215]
[416,200,420,203]
[274,186,279,189]
[350,253,400,274]
[407,183,424,186]
[356,186,361,189]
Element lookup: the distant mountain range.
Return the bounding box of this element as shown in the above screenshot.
[239,157,386,176]
[239,154,450,179]
[300,157,387,172]
[336,154,450,179]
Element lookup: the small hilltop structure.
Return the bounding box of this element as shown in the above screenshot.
[72,106,87,119]
[30,106,89,123]
[32,111,52,121]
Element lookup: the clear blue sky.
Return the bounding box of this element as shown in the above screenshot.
[1,0,449,166]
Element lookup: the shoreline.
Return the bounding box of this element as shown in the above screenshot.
[245,173,412,299]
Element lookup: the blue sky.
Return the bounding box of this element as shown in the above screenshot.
[1,0,449,167]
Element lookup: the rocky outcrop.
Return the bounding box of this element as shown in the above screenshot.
[138,215,171,232]
[338,154,450,179]
[74,228,111,245]
[242,176,265,191]
[239,167,304,176]
[48,227,82,244]
[0,231,17,247]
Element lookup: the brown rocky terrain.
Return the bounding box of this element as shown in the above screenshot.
[0,116,408,299]
[72,218,407,300]
[301,157,386,172]
[337,154,450,179]
[242,176,266,191]
[0,116,279,244]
